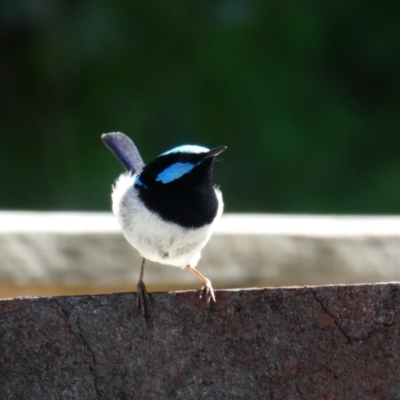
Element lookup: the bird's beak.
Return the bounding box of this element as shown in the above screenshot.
[203,146,227,159]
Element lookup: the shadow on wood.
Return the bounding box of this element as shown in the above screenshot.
[1,284,399,399]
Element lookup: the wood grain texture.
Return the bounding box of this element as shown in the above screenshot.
[2,213,400,292]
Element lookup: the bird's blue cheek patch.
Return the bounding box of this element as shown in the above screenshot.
[156,162,196,184]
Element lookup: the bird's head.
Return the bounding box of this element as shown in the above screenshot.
[135,144,226,227]
[136,145,226,190]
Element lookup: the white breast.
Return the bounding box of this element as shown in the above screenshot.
[111,172,223,269]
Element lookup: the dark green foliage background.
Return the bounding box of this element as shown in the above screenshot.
[1,1,399,213]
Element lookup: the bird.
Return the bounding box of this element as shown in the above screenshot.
[101,132,226,316]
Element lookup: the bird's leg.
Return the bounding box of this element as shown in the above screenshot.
[137,258,151,316]
[186,266,216,306]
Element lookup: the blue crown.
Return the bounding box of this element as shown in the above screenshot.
[161,145,209,156]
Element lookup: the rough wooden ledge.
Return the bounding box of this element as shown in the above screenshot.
[1,284,400,399]
[3,212,400,291]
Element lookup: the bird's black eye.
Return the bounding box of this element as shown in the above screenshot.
[179,154,190,163]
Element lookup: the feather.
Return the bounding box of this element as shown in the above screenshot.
[102,132,145,174]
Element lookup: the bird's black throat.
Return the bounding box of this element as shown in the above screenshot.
[137,159,219,229]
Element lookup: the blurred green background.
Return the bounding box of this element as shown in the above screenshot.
[1,1,399,213]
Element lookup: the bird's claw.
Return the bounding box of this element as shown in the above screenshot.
[136,280,151,317]
[200,279,216,306]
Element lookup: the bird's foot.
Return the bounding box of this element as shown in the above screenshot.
[136,280,151,317]
[200,279,216,306]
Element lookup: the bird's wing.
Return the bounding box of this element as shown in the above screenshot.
[102,132,145,174]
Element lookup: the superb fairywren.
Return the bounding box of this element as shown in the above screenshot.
[102,132,226,315]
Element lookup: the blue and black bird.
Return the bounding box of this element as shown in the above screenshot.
[102,132,226,315]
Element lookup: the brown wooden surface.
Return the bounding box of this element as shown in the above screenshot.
[1,284,399,399]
